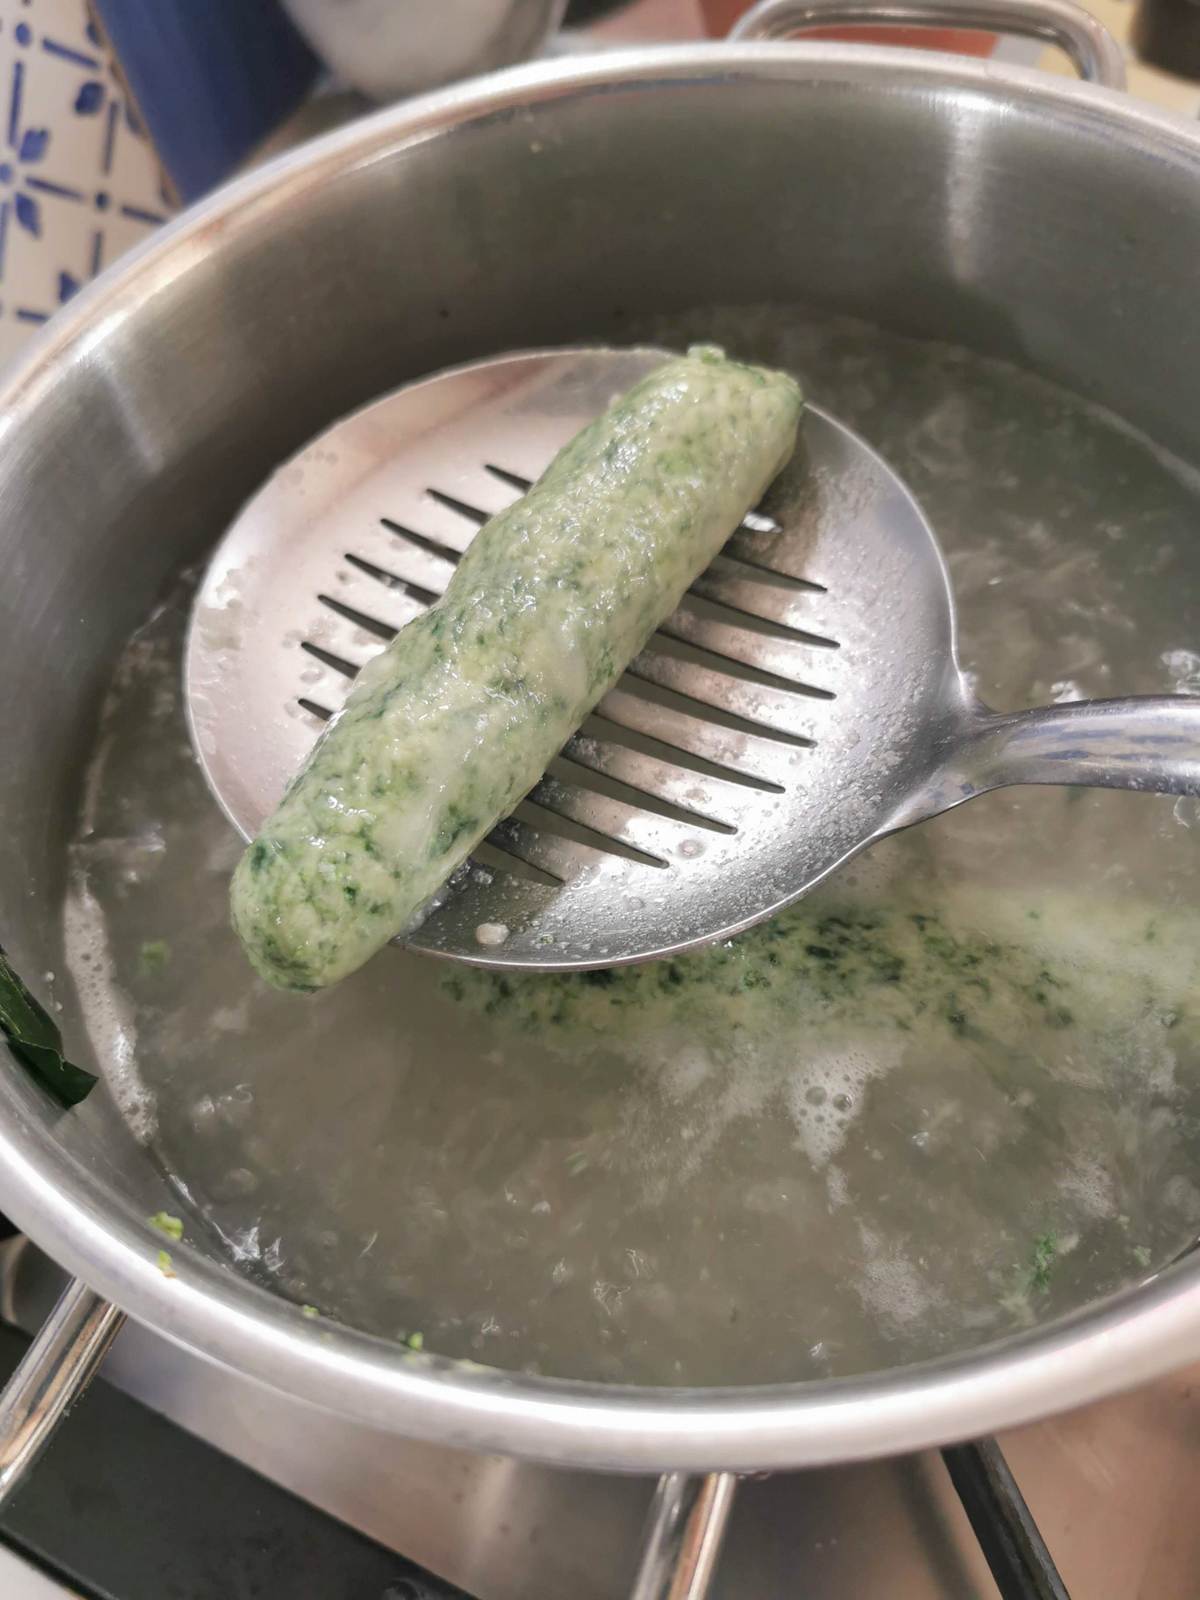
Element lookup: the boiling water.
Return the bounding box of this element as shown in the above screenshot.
[63,311,1200,1385]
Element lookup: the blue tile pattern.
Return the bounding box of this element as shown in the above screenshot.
[0,0,173,350]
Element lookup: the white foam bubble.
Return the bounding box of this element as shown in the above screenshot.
[825,1164,849,1209]
[660,1039,715,1099]
[785,1040,901,1168]
[853,1224,941,1331]
[1162,648,1200,695]
[1057,1155,1116,1221]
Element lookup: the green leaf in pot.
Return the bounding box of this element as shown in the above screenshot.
[0,945,97,1108]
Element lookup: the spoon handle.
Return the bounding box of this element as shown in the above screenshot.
[960,696,1200,796]
[895,695,1200,830]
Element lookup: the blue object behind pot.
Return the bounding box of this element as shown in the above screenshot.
[91,0,320,202]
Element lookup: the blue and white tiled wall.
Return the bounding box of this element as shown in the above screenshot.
[0,0,172,366]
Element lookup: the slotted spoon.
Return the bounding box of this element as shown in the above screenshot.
[186,347,1200,971]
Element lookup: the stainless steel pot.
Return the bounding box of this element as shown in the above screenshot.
[1,1,1199,1589]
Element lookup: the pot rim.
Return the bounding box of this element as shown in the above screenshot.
[4,40,1200,1473]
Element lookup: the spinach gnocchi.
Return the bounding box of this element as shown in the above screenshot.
[231,347,803,990]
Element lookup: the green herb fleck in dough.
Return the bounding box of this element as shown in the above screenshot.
[231,347,803,990]
[1029,1232,1058,1293]
[149,1211,183,1241]
[139,940,171,975]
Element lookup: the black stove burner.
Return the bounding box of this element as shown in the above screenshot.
[0,1323,470,1600]
[942,1439,1071,1600]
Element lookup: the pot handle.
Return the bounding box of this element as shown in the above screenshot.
[629,1471,738,1599]
[0,1276,124,1507]
[731,0,1127,88]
